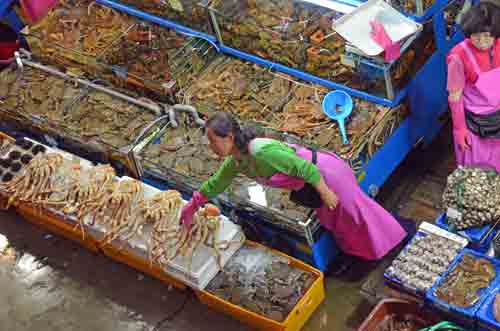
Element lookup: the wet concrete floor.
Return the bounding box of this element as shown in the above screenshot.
[0,124,455,331]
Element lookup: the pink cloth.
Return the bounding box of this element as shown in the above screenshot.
[180,191,207,229]
[447,40,500,171]
[258,147,406,261]
[370,20,401,62]
[20,0,59,24]
[450,99,471,151]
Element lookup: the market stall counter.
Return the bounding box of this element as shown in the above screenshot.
[0,132,325,331]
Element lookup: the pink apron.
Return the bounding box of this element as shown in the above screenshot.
[257,146,406,261]
[20,0,59,24]
[455,42,500,171]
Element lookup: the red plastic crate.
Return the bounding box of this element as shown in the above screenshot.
[359,298,440,331]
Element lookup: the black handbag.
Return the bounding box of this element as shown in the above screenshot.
[465,109,500,138]
[289,149,323,209]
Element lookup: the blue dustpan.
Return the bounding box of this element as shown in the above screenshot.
[322,90,353,145]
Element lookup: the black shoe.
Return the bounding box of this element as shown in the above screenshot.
[393,214,417,246]
[328,261,352,276]
[325,253,356,277]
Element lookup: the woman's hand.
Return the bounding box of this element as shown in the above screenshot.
[321,188,338,210]
[313,177,338,210]
[454,129,471,150]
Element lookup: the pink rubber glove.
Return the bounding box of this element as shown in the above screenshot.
[449,99,471,150]
[370,20,401,62]
[20,0,59,24]
[180,191,207,230]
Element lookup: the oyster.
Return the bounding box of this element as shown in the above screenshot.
[386,233,462,292]
[442,166,500,230]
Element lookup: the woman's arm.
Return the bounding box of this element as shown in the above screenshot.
[199,157,239,199]
[447,54,470,150]
[312,177,338,209]
[447,54,465,102]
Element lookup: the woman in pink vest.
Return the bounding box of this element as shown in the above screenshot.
[447,1,500,170]
[179,112,409,274]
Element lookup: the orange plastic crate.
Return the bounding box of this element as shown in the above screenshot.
[15,201,187,290]
[16,203,100,253]
[196,240,325,331]
[101,244,187,290]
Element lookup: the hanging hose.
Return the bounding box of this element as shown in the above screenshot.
[418,321,465,331]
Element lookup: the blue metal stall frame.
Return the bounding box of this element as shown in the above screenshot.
[1,0,24,34]
[371,0,457,23]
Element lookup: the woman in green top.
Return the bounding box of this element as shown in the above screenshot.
[180,112,407,261]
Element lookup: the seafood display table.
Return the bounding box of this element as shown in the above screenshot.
[7,198,325,331]
[95,0,217,42]
[0,133,325,331]
[384,222,468,300]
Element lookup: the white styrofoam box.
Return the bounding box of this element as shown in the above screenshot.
[42,170,244,289]
[13,138,245,289]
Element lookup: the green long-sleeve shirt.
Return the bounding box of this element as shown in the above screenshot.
[199,138,321,199]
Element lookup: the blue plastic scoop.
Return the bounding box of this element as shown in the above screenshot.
[322,90,353,145]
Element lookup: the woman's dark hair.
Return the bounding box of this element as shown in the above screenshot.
[460,2,500,38]
[205,112,258,152]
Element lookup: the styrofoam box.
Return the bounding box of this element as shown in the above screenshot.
[26,139,245,290]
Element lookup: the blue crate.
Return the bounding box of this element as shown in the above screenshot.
[426,249,500,328]
[384,231,427,300]
[477,286,500,331]
[384,229,465,302]
[435,213,496,253]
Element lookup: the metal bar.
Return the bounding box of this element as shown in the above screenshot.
[19,54,163,116]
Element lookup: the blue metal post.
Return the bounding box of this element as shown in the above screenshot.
[0,0,15,18]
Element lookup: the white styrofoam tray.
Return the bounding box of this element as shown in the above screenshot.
[333,0,422,56]
[17,139,244,290]
[87,176,244,290]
